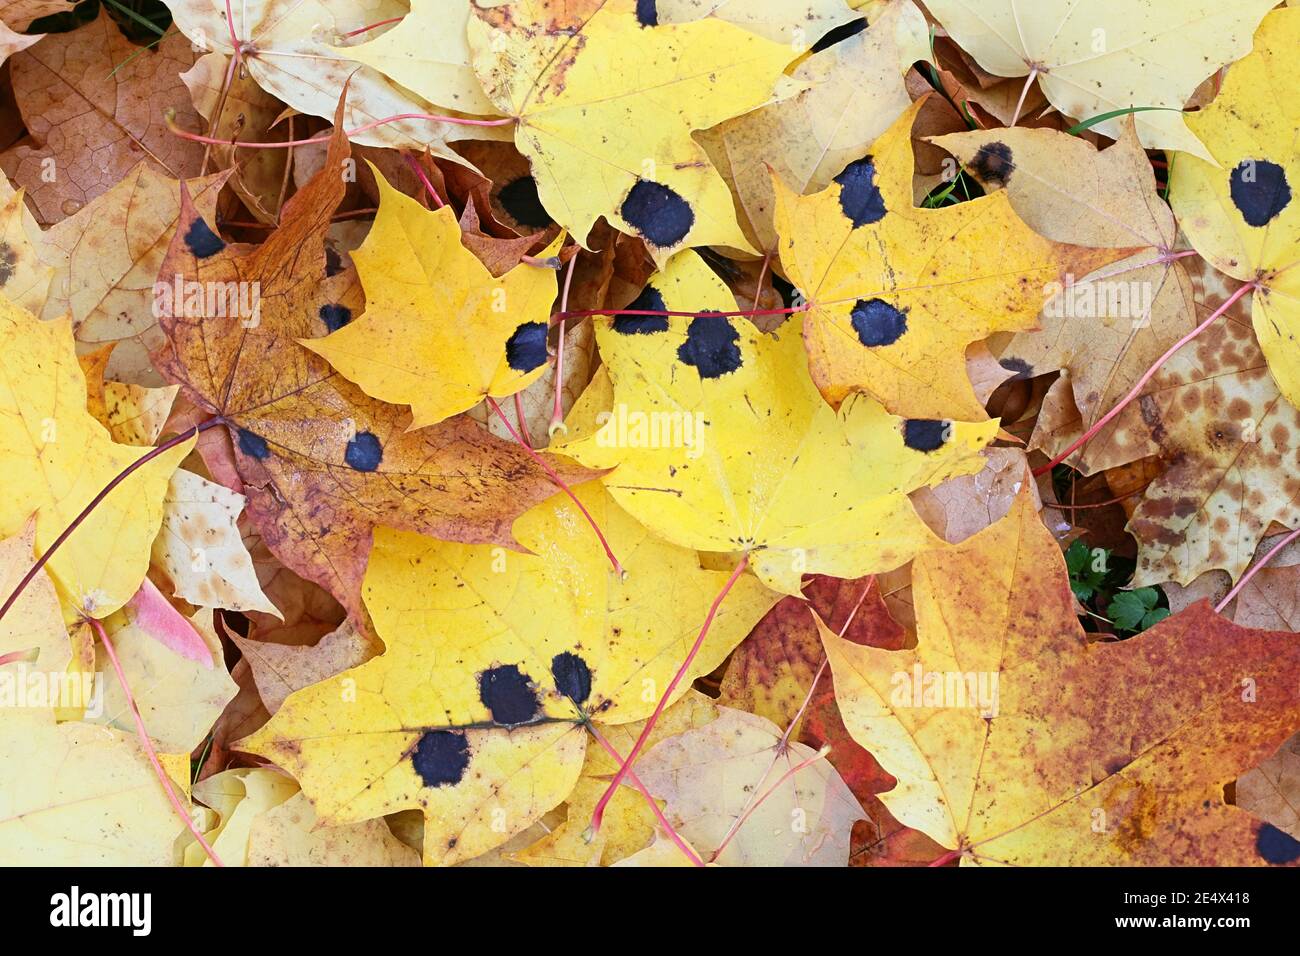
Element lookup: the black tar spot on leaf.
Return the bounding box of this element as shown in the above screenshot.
[903,419,950,452]
[498,175,551,228]
[622,179,694,247]
[551,651,592,705]
[1257,823,1300,864]
[614,285,670,334]
[811,17,867,53]
[971,142,1014,186]
[479,664,541,726]
[850,298,908,346]
[411,730,470,787]
[1230,159,1291,227]
[319,304,352,332]
[506,322,549,372]
[184,218,225,259]
[999,357,1034,380]
[678,314,742,378]
[344,431,382,471]
[635,0,658,27]
[834,157,886,227]
[237,428,270,459]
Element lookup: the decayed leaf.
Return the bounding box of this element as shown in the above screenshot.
[0,522,70,708]
[774,100,1128,420]
[923,0,1276,160]
[561,251,998,594]
[150,104,591,616]
[0,299,191,618]
[231,619,375,715]
[1111,264,1300,587]
[0,9,204,225]
[821,489,1300,865]
[1171,8,1300,412]
[80,345,179,445]
[0,710,188,865]
[187,766,299,867]
[936,122,1199,475]
[0,1,71,30]
[636,707,867,865]
[240,480,777,865]
[163,0,492,156]
[42,165,227,385]
[467,0,795,261]
[699,0,925,252]
[1238,733,1300,841]
[152,469,279,617]
[304,167,562,428]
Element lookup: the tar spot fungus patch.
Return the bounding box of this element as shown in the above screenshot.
[184,218,225,258]
[849,298,908,346]
[621,179,694,248]
[998,357,1034,380]
[344,431,382,471]
[678,314,742,378]
[1257,823,1300,864]
[635,0,658,27]
[551,651,592,704]
[411,729,470,787]
[903,419,950,452]
[498,175,551,228]
[834,157,886,227]
[1230,159,1291,227]
[506,321,549,371]
[811,16,867,53]
[479,664,541,726]
[970,142,1015,186]
[237,428,270,459]
[614,285,670,334]
[0,242,16,285]
[319,303,352,332]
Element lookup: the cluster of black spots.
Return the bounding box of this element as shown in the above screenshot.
[506,321,549,371]
[613,285,670,334]
[344,431,383,471]
[551,652,592,705]
[902,419,950,452]
[635,0,658,27]
[497,175,551,228]
[479,664,541,726]
[319,303,352,332]
[1230,159,1291,227]
[810,16,867,53]
[998,357,1034,380]
[834,157,886,227]
[237,428,270,460]
[0,241,17,285]
[622,179,695,248]
[970,141,1015,186]
[678,314,742,378]
[184,218,226,258]
[411,729,471,787]
[1256,822,1300,864]
[849,298,908,346]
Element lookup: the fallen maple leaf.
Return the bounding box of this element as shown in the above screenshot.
[821,488,1300,865]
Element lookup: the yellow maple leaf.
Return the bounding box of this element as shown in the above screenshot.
[559,250,997,594]
[1170,8,1300,411]
[0,300,191,619]
[774,99,1130,421]
[467,0,796,262]
[303,166,563,428]
[239,480,777,865]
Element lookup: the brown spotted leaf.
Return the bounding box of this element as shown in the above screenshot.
[0,9,204,225]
